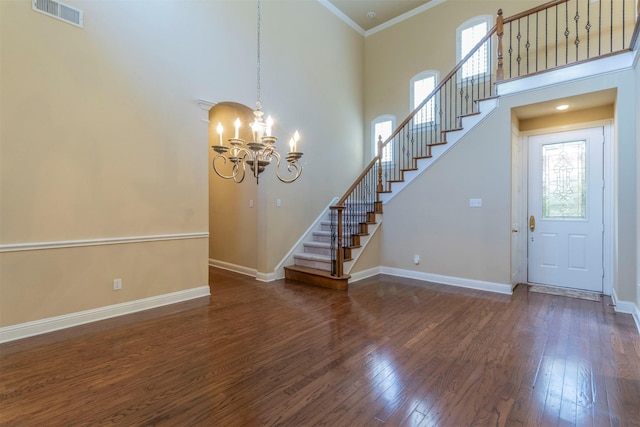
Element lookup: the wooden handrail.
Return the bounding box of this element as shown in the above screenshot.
[502,0,569,24]
[335,158,379,207]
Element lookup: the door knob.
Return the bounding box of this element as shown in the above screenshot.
[529,215,535,232]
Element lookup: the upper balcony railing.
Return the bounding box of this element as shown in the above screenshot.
[498,0,639,80]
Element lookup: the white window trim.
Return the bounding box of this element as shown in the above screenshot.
[456,15,493,82]
[410,70,439,129]
[371,114,395,164]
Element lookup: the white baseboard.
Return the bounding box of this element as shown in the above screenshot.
[611,288,640,335]
[0,286,211,344]
[208,259,278,282]
[256,272,277,282]
[351,266,513,295]
[349,267,382,282]
[209,259,257,277]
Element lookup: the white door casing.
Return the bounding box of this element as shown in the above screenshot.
[527,127,604,292]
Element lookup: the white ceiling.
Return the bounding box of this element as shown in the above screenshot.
[325,0,436,32]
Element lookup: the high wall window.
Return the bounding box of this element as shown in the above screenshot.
[371,115,395,163]
[457,16,492,79]
[410,71,438,126]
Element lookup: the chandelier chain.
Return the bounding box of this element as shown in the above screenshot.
[256,0,262,111]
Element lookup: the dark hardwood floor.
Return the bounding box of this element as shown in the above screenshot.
[1,267,639,426]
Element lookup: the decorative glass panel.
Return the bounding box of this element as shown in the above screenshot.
[541,140,586,219]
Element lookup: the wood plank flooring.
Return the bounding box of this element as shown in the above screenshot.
[1,267,639,426]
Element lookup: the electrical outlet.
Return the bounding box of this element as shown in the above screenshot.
[113,278,122,291]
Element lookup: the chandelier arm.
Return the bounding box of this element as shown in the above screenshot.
[212,154,240,180]
[272,151,303,184]
[212,148,252,183]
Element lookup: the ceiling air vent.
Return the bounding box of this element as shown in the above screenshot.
[32,0,83,28]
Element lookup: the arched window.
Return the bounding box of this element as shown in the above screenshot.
[371,114,395,163]
[410,70,438,126]
[457,15,492,79]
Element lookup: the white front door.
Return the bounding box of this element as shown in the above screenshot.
[527,127,604,292]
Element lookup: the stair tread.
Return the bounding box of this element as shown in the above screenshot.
[294,252,331,261]
[304,241,330,248]
[458,111,481,118]
[442,127,463,133]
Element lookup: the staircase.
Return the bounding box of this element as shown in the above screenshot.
[284,0,639,290]
[283,97,498,290]
[284,204,381,290]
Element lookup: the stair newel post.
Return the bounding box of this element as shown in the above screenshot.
[496,9,504,81]
[376,136,383,193]
[334,206,345,277]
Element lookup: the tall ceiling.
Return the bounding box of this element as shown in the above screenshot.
[326,0,435,32]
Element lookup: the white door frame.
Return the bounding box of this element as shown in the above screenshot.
[513,120,613,295]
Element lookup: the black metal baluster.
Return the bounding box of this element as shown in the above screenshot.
[546,8,549,70]
[565,2,569,64]
[536,12,540,71]
[598,0,602,55]
[526,15,530,74]
[517,20,522,76]
[509,21,513,78]
[586,0,591,58]
[622,0,625,49]
[610,0,613,52]
[574,0,579,61]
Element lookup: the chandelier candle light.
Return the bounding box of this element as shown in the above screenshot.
[211,0,303,184]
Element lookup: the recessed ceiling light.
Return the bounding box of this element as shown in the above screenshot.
[367,11,376,19]
[555,104,569,111]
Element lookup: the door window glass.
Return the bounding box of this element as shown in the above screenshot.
[541,140,586,219]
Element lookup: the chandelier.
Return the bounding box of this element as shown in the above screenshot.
[211,0,303,184]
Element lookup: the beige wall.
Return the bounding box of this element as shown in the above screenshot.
[0,0,364,327]
[380,109,512,284]
[0,0,216,327]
